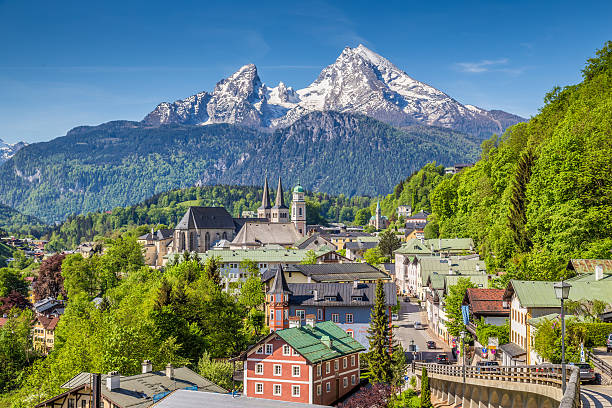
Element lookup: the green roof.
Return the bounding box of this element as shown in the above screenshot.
[193,248,332,264]
[395,239,432,255]
[527,313,590,327]
[395,238,475,255]
[419,256,486,285]
[507,279,612,308]
[276,321,365,363]
[444,274,490,289]
[293,185,304,193]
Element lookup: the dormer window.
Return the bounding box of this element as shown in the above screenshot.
[324,296,337,302]
[351,296,363,302]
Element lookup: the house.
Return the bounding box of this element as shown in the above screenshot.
[397,205,412,219]
[265,267,396,347]
[153,389,327,407]
[242,320,365,405]
[32,315,59,354]
[261,263,390,288]
[501,276,612,365]
[444,164,472,175]
[344,241,377,261]
[138,229,173,268]
[295,233,337,251]
[462,288,509,327]
[230,222,303,249]
[404,210,430,226]
[327,232,373,250]
[35,363,226,408]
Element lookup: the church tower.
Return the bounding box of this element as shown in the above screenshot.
[267,266,292,332]
[257,176,272,220]
[270,176,289,223]
[291,183,306,236]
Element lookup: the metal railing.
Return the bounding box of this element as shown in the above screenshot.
[413,362,581,408]
[587,349,612,379]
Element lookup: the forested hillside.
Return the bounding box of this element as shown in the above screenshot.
[428,41,612,282]
[43,185,372,250]
[0,112,478,223]
[0,204,47,237]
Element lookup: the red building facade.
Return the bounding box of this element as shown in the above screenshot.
[243,321,364,406]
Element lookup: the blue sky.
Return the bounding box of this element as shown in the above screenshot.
[0,0,610,143]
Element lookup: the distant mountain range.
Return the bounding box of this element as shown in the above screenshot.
[0,45,526,222]
[144,44,525,139]
[0,139,27,164]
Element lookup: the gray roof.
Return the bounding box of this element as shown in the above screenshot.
[287,282,397,307]
[344,241,378,251]
[268,266,292,295]
[33,297,65,316]
[59,367,226,408]
[154,390,327,408]
[232,222,302,246]
[175,207,236,230]
[262,263,390,283]
[295,233,336,250]
[499,343,526,358]
[139,229,174,241]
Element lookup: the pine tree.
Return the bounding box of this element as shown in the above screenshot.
[420,366,433,408]
[366,279,392,383]
[508,149,534,252]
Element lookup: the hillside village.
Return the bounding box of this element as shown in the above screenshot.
[2,171,611,408]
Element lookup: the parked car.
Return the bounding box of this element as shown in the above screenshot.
[392,313,399,321]
[414,321,423,330]
[404,297,410,302]
[436,354,450,365]
[569,362,596,383]
[607,333,612,352]
[426,341,437,349]
[476,361,500,372]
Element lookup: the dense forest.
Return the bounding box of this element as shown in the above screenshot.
[0,112,478,223]
[0,204,47,237]
[428,41,612,283]
[43,185,373,250]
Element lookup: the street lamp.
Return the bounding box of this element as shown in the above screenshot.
[553,280,571,393]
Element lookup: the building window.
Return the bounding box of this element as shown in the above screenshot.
[331,313,339,323]
[257,345,263,354]
[317,308,323,321]
[265,344,273,355]
[317,384,322,395]
[292,385,300,397]
[351,374,356,385]
[292,365,300,377]
[68,400,75,408]
[334,360,339,371]
[273,384,282,396]
[292,348,299,356]
[326,382,331,393]
[343,377,348,387]
[255,383,264,394]
[270,310,274,321]
[255,363,263,374]
[296,309,305,319]
[351,355,356,366]
[274,364,282,376]
[326,362,330,374]
[325,296,337,301]
[346,313,353,323]
[343,357,347,369]
[283,345,291,355]
[81,401,86,408]
[317,364,321,376]
[347,329,354,338]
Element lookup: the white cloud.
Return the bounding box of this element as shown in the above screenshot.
[454,58,509,73]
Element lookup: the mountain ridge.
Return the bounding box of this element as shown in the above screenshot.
[144,44,526,138]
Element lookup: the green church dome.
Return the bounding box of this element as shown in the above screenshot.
[293,185,304,193]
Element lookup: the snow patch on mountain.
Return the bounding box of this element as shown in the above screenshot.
[0,139,27,164]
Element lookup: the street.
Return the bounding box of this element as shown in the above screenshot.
[394,299,454,363]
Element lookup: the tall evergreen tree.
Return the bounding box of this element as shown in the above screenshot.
[378,229,402,259]
[420,367,433,408]
[508,149,535,253]
[366,279,392,383]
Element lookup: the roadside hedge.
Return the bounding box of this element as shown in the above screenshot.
[576,323,612,347]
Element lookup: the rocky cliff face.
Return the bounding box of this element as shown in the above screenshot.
[143,45,525,139]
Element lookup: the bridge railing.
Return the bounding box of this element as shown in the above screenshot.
[413,362,580,408]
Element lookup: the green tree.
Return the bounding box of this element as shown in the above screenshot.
[238,274,265,310]
[378,230,402,259]
[300,250,318,265]
[197,351,233,391]
[366,279,393,383]
[0,308,34,393]
[364,247,387,266]
[444,278,476,337]
[203,256,223,287]
[354,208,371,226]
[61,254,99,299]
[507,149,534,252]
[0,268,28,297]
[420,366,433,408]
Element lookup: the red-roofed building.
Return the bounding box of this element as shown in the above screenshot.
[462,288,509,327]
[33,315,60,354]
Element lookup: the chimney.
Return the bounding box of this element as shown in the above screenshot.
[165,363,174,379]
[313,289,319,301]
[289,316,302,328]
[595,265,604,281]
[92,373,101,407]
[305,314,316,327]
[321,335,332,348]
[106,371,120,391]
[142,359,152,374]
[353,280,359,289]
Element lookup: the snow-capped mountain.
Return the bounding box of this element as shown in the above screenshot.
[143,45,525,137]
[0,139,27,164]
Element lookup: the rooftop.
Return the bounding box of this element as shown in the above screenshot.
[175,207,236,230]
[153,390,326,408]
[504,279,612,308]
[286,281,397,307]
[195,248,332,263]
[232,222,302,246]
[262,263,390,283]
[463,288,509,315]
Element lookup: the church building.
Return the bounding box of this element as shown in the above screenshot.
[369,201,389,230]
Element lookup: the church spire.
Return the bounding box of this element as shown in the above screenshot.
[259,176,272,210]
[273,176,288,209]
